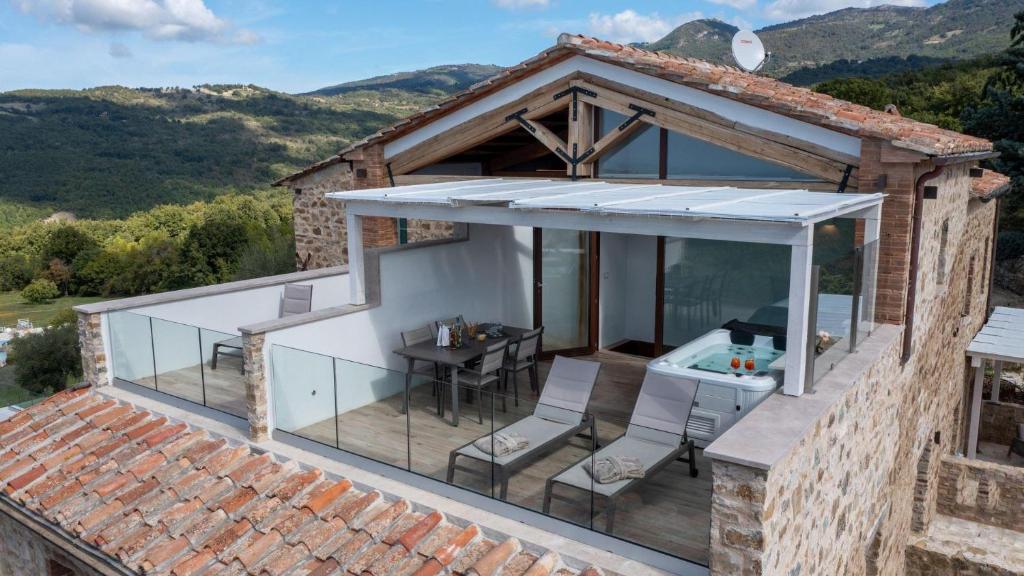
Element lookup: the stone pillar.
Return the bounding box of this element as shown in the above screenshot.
[242,331,269,442]
[709,460,767,576]
[76,311,108,388]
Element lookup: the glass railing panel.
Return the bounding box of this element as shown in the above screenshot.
[200,329,247,418]
[413,378,496,497]
[813,244,856,383]
[496,381,595,523]
[856,239,880,345]
[270,345,337,447]
[334,358,410,470]
[151,317,204,404]
[107,311,155,389]
[593,416,711,564]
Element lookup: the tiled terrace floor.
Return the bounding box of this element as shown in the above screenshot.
[292,351,713,565]
[976,441,1024,468]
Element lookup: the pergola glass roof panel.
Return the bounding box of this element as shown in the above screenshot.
[331,179,884,224]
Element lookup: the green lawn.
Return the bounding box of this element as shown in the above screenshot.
[0,291,107,328]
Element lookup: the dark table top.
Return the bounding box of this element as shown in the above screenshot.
[394,325,530,366]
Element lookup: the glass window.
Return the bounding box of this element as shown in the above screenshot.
[666,130,816,181]
[662,237,791,348]
[596,110,659,179]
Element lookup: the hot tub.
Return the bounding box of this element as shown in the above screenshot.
[647,328,784,445]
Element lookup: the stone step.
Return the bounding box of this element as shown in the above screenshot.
[906,514,1024,575]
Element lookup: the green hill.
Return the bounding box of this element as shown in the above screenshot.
[0,84,450,222]
[303,64,504,96]
[643,0,1023,78]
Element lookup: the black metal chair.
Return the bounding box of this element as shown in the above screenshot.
[503,326,543,407]
[1008,423,1024,460]
[452,340,508,424]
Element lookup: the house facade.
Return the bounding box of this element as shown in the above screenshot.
[1,34,1018,576]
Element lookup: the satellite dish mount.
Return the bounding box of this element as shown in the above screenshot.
[731,30,770,73]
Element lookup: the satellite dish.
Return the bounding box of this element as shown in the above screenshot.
[731,30,769,73]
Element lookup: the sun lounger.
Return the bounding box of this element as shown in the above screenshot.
[447,356,601,500]
[543,371,699,533]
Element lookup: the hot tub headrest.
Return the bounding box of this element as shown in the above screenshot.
[729,329,755,345]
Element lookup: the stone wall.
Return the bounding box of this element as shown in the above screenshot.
[76,311,107,388]
[289,155,462,269]
[980,401,1024,446]
[935,455,1024,531]
[0,508,99,575]
[291,161,351,270]
[708,165,999,576]
[242,331,268,442]
[709,461,767,574]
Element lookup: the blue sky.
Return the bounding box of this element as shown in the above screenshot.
[0,0,944,93]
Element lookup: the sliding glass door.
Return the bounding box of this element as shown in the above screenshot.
[534,228,595,356]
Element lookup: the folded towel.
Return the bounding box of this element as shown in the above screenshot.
[583,456,645,484]
[473,432,529,456]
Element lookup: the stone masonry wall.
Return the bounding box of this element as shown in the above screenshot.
[243,331,268,442]
[710,165,998,576]
[289,151,460,269]
[76,311,107,388]
[935,455,1024,531]
[0,508,99,575]
[980,401,1024,446]
[291,161,351,270]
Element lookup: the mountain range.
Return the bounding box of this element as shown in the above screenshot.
[641,0,1023,78]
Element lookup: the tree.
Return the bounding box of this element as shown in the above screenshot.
[43,225,96,264]
[43,258,71,296]
[0,253,36,292]
[8,324,82,395]
[21,278,60,304]
[814,77,892,111]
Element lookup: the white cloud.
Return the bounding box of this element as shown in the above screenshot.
[493,0,549,10]
[707,0,758,10]
[764,0,925,21]
[108,41,132,58]
[587,10,703,44]
[12,0,260,44]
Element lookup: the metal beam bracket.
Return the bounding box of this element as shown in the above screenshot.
[836,164,854,193]
[619,104,655,131]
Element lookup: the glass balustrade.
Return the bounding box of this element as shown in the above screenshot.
[107,311,246,417]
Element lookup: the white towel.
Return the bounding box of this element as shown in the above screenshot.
[473,432,529,456]
[583,456,645,484]
[436,324,450,347]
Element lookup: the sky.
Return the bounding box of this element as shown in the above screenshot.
[0,0,946,94]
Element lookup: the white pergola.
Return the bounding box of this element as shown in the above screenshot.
[331,179,884,397]
[966,307,1024,458]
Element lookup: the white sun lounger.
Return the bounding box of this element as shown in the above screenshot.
[543,371,699,533]
[447,356,601,500]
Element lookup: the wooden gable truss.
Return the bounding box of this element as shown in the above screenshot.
[366,70,860,190]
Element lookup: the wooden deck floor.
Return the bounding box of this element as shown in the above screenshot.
[292,350,711,564]
[135,356,247,418]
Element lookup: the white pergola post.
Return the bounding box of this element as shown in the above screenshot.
[347,212,366,306]
[861,205,882,332]
[989,360,1003,402]
[784,225,815,396]
[967,355,986,459]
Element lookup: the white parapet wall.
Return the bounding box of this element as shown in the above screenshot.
[259,223,534,432]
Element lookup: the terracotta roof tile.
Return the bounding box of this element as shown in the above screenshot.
[970,169,1012,200]
[0,390,607,576]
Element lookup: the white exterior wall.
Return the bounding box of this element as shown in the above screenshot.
[599,233,657,348]
[131,274,350,335]
[265,224,533,431]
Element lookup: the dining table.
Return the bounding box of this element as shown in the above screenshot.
[394,324,530,426]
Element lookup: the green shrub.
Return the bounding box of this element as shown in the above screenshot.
[21,278,60,303]
[8,324,82,395]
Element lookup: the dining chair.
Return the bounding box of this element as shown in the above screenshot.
[431,315,466,337]
[503,326,543,406]
[402,325,441,400]
[453,340,508,425]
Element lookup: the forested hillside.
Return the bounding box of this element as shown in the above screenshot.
[643,0,1023,78]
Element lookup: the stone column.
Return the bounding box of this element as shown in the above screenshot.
[242,331,270,442]
[710,460,767,576]
[76,311,108,388]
